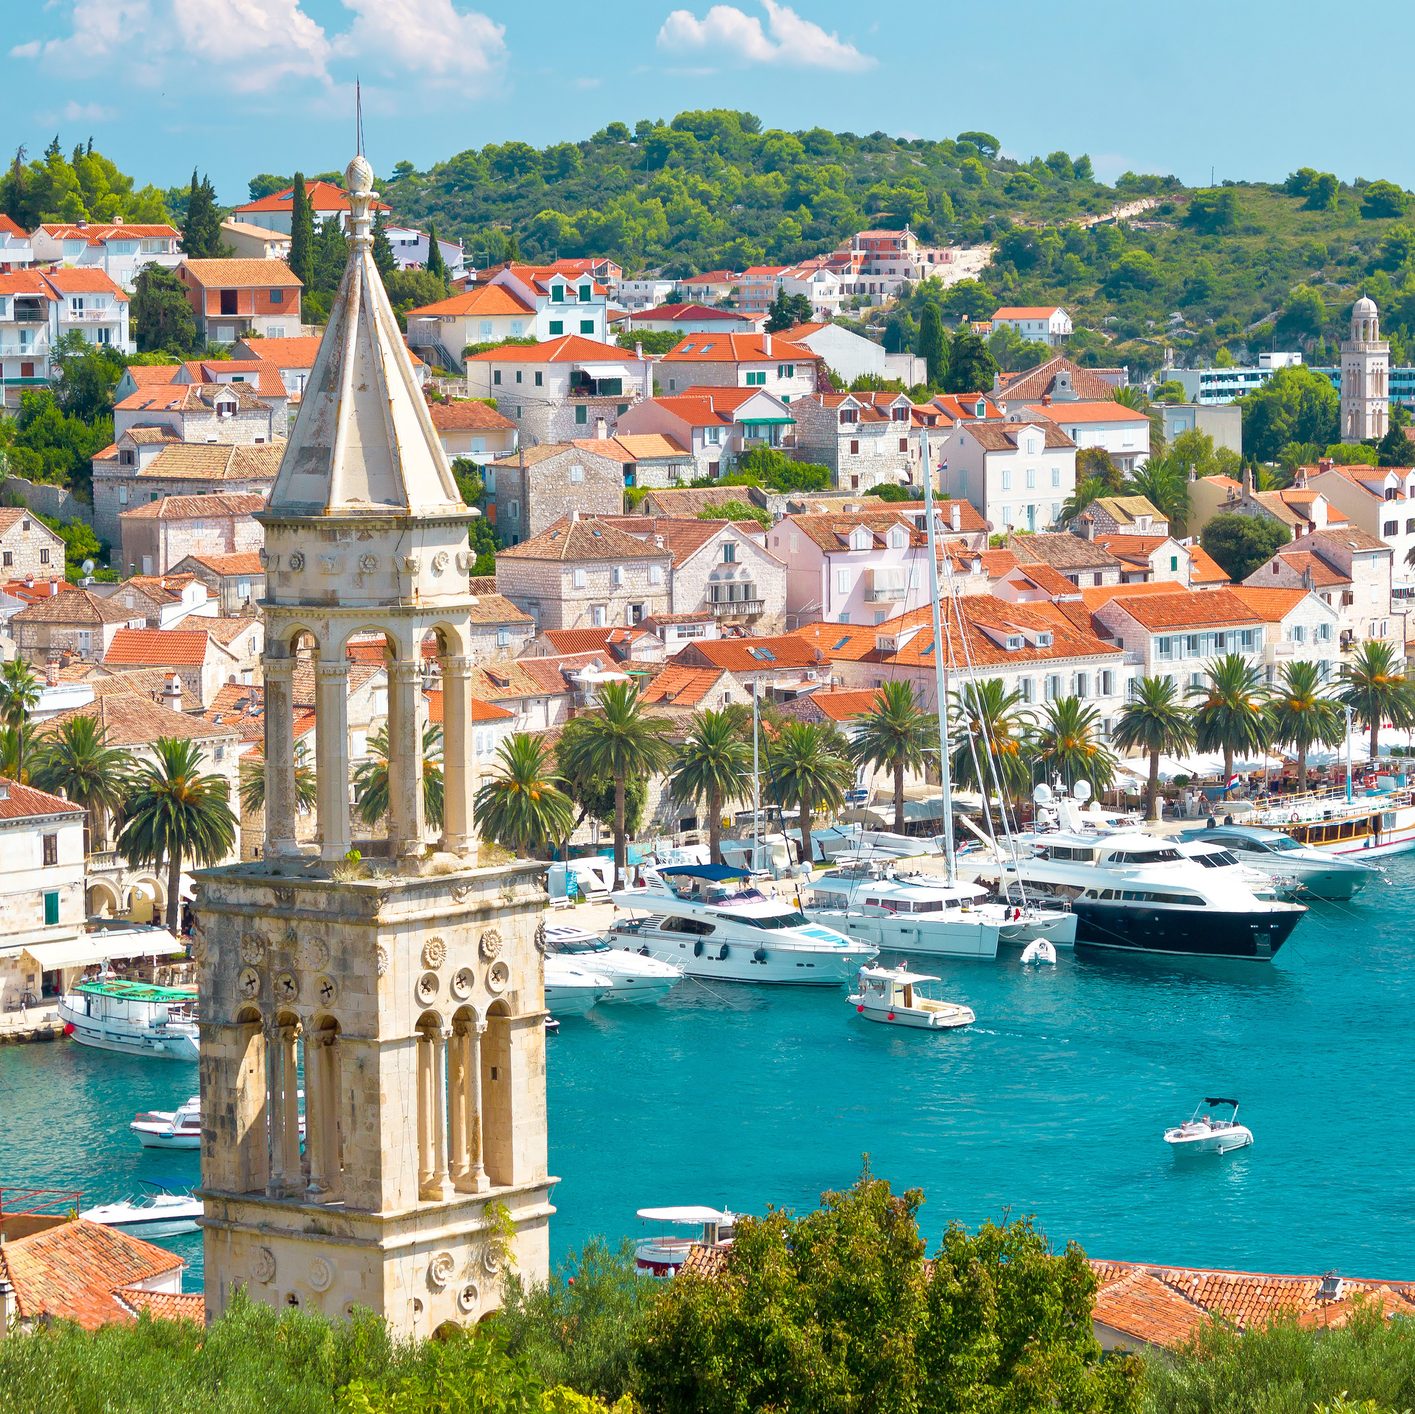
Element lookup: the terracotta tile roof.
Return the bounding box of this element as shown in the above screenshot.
[996,356,1121,405]
[543,628,620,655]
[0,777,83,819]
[964,421,1075,452]
[0,271,55,299]
[129,443,283,485]
[1187,544,1230,585]
[40,268,129,300]
[1091,534,1175,567]
[116,382,267,416]
[786,511,919,554]
[1103,587,1263,630]
[0,214,27,237]
[0,1218,184,1330]
[179,360,287,398]
[1092,1269,1213,1349]
[177,551,264,577]
[233,179,390,216]
[201,616,261,646]
[12,588,139,626]
[80,667,183,699]
[1301,526,1390,556]
[406,284,535,319]
[1,576,76,605]
[676,635,826,673]
[468,589,533,625]
[180,258,302,288]
[422,687,515,725]
[465,334,628,364]
[104,628,223,668]
[471,660,571,702]
[1230,586,1313,622]
[861,499,987,534]
[993,305,1067,319]
[638,486,762,516]
[1089,495,1164,527]
[203,682,307,743]
[122,427,182,447]
[124,365,181,387]
[1010,561,1081,598]
[660,333,818,364]
[426,399,517,432]
[1266,550,1350,587]
[639,664,730,708]
[595,515,764,566]
[496,515,672,563]
[1009,532,1121,572]
[914,392,1003,424]
[115,1287,205,1323]
[626,302,749,324]
[119,492,267,521]
[787,687,891,723]
[42,689,236,746]
[570,434,690,461]
[1078,580,1196,612]
[237,335,323,368]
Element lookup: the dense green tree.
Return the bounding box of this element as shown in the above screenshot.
[1377,409,1412,466]
[1361,180,1409,220]
[287,171,314,288]
[764,720,853,866]
[8,386,114,490]
[1124,458,1192,535]
[987,323,1049,372]
[557,682,674,879]
[474,732,575,857]
[355,723,444,831]
[180,169,223,258]
[1239,365,1340,463]
[1200,512,1291,581]
[32,715,133,851]
[1275,284,1327,345]
[0,657,42,782]
[942,329,997,394]
[763,287,812,332]
[616,328,679,356]
[950,677,1034,803]
[725,445,830,491]
[670,708,753,863]
[131,266,198,354]
[1111,676,1195,820]
[848,682,937,833]
[50,331,125,422]
[117,737,237,931]
[917,302,948,385]
[1190,653,1270,784]
[1032,695,1117,793]
[424,221,448,280]
[1185,187,1241,232]
[1338,640,1415,760]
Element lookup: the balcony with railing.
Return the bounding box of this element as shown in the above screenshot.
[709,586,762,617]
[568,371,627,399]
[58,307,120,325]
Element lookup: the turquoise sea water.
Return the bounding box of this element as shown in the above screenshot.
[5,854,1414,1289]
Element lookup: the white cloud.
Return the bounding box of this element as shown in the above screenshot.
[336,0,507,87]
[170,0,332,89]
[657,1,873,72]
[61,100,118,122]
[12,0,152,62]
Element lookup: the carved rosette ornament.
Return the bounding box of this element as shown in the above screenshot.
[253,1247,276,1284]
[309,1257,333,1292]
[359,552,379,573]
[533,919,548,956]
[427,1251,456,1290]
[314,974,338,1008]
[375,944,390,977]
[457,1282,480,1314]
[239,932,266,964]
[479,928,502,962]
[421,936,447,969]
[301,938,330,972]
[287,551,305,571]
[481,1245,502,1277]
[237,966,261,999]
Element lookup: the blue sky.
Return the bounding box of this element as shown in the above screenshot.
[3,0,1409,205]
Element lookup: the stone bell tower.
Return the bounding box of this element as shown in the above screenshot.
[194,151,554,1338]
[1341,294,1389,443]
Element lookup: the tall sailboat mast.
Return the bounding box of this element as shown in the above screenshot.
[920,427,957,884]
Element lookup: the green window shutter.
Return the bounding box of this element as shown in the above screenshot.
[580,319,594,334]
[576,405,588,425]
[535,372,543,386]
[552,285,565,301]
[549,320,564,335]
[44,891,58,926]
[579,284,592,300]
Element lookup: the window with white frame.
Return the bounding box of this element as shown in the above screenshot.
[649,565,664,585]
[591,604,607,626]
[612,566,624,587]
[496,627,511,647]
[835,568,850,594]
[1100,670,1114,696]
[573,568,587,589]
[1001,469,1012,491]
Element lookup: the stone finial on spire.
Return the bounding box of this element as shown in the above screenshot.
[346,153,375,249]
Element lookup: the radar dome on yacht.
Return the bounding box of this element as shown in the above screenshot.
[1033,783,1054,806]
[1074,780,1092,802]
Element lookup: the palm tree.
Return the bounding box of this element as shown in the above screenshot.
[473,733,575,858]
[1338,639,1415,761]
[353,723,445,832]
[238,743,317,817]
[1111,676,1195,821]
[764,721,853,867]
[847,682,937,834]
[31,715,134,851]
[556,681,674,881]
[1123,457,1190,536]
[1265,661,1343,786]
[0,657,42,781]
[670,708,753,864]
[949,678,1034,804]
[1189,654,1269,785]
[1032,695,1117,794]
[116,737,237,933]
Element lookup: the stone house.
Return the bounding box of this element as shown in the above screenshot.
[102,626,246,708]
[638,663,738,716]
[1188,467,1349,542]
[495,514,672,631]
[232,335,325,400]
[1089,534,1195,586]
[170,551,265,615]
[118,492,267,578]
[1089,587,1267,688]
[113,377,278,443]
[485,442,628,544]
[427,399,519,465]
[1029,401,1150,473]
[1075,495,1169,539]
[464,335,652,446]
[171,358,291,436]
[598,516,788,632]
[86,572,214,630]
[0,509,65,580]
[1230,586,1342,684]
[1304,462,1415,596]
[95,442,281,553]
[466,576,536,663]
[654,331,822,401]
[468,658,578,734]
[616,387,796,479]
[789,391,916,493]
[176,258,303,343]
[11,588,147,665]
[1008,531,1123,588]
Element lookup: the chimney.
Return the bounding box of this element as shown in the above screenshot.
[1317,457,1333,473]
[569,508,581,524]
[1241,462,1254,498]
[595,416,608,441]
[24,574,33,589]
[49,576,58,597]
[764,331,773,356]
[162,673,183,713]
[45,658,58,687]
[1041,393,1052,406]
[1293,465,1309,489]
[949,502,961,533]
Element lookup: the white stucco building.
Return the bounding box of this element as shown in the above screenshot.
[941,420,1077,533]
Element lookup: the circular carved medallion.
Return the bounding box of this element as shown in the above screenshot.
[421,936,447,969]
[309,1256,333,1292]
[479,928,502,962]
[431,550,449,575]
[274,971,299,1003]
[287,551,305,572]
[428,1251,456,1290]
[237,966,261,999]
[415,971,439,1005]
[253,1247,276,1284]
[450,967,474,1000]
[486,960,510,995]
[359,552,379,573]
[481,1245,502,1277]
[239,932,266,964]
[375,944,390,977]
[457,1282,480,1314]
[314,974,338,1008]
[533,919,548,956]
[302,938,329,972]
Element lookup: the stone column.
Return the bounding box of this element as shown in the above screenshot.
[387,661,426,864]
[265,1019,286,1197]
[305,1031,331,1200]
[263,655,298,856]
[416,1028,434,1194]
[280,1023,302,1195]
[439,654,476,857]
[426,1026,454,1201]
[448,1023,469,1188]
[458,1021,489,1193]
[315,658,352,862]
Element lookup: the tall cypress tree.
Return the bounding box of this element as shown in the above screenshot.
[371,210,396,278]
[181,169,222,258]
[424,222,447,282]
[288,172,314,289]
[916,302,949,388]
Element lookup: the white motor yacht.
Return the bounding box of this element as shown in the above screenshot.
[996,788,1306,962]
[634,1205,736,1277]
[542,924,683,1003]
[130,1095,201,1150]
[1164,1098,1253,1155]
[608,864,876,985]
[58,979,200,1062]
[82,1180,202,1238]
[543,955,613,1017]
[848,964,975,1030]
[1178,824,1376,902]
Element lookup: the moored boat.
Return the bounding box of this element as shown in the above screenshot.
[542,955,613,1017]
[541,924,683,1003]
[634,1205,736,1277]
[847,963,975,1030]
[1249,782,1415,860]
[58,979,200,1061]
[1164,1098,1253,1156]
[1181,822,1379,899]
[130,1095,201,1150]
[81,1179,202,1238]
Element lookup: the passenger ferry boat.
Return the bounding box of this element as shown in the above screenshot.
[58,978,199,1061]
[1247,781,1415,860]
[608,864,876,985]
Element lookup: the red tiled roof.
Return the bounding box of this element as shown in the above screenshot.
[119,492,267,521]
[1036,401,1148,426]
[497,515,672,563]
[180,258,301,289]
[660,333,818,364]
[997,356,1120,405]
[1230,586,1314,622]
[104,628,219,668]
[676,635,825,673]
[177,551,264,576]
[124,365,181,387]
[993,305,1066,320]
[115,1288,205,1323]
[1187,544,1230,585]
[237,335,323,368]
[1078,580,1191,612]
[1104,587,1263,630]
[965,421,1076,452]
[639,664,729,708]
[422,687,515,725]
[0,777,84,819]
[39,222,178,243]
[233,179,390,215]
[625,303,749,324]
[426,398,518,432]
[406,284,535,319]
[791,687,891,722]
[465,334,627,364]
[40,268,129,300]
[1266,550,1350,588]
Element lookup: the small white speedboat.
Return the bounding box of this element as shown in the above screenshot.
[1020,939,1057,967]
[542,924,683,1003]
[634,1205,736,1278]
[1164,1098,1253,1155]
[130,1095,201,1149]
[847,963,975,1030]
[543,955,613,1017]
[82,1180,202,1238]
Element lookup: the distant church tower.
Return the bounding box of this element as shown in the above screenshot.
[195,152,554,1338]
[1341,294,1389,442]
